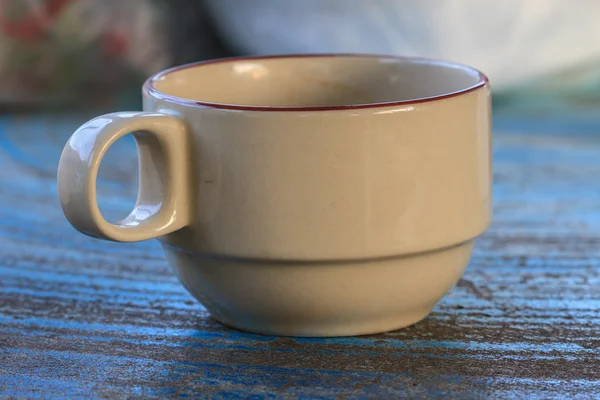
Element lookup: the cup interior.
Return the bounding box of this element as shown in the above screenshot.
[148,54,486,110]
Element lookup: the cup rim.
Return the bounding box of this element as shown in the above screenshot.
[143,53,489,112]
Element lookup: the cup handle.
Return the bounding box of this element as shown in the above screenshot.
[57,112,192,242]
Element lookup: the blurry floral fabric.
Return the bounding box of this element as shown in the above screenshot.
[0,0,171,105]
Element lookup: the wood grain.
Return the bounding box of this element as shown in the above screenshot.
[0,113,599,399]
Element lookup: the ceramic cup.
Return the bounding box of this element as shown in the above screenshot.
[58,54,491,337]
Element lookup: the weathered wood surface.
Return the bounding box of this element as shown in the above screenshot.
[0,113,599,399]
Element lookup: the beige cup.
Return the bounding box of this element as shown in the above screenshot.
[58,54,491,337]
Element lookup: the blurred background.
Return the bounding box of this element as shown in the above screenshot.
[1,0,600,117]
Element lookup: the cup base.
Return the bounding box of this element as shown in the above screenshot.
[165,240,475,337]
[213,304,432,337]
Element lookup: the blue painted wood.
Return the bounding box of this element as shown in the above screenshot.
[1,113,600,399]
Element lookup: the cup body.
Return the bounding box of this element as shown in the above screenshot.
[145,55,491,261]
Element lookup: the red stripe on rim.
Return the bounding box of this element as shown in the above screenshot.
[143,53,489,112]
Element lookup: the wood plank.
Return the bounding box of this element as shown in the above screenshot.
[0,114,599,398]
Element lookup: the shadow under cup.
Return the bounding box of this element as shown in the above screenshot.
[61,54,491,337]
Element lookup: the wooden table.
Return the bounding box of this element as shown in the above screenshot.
[0,113,599,398]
